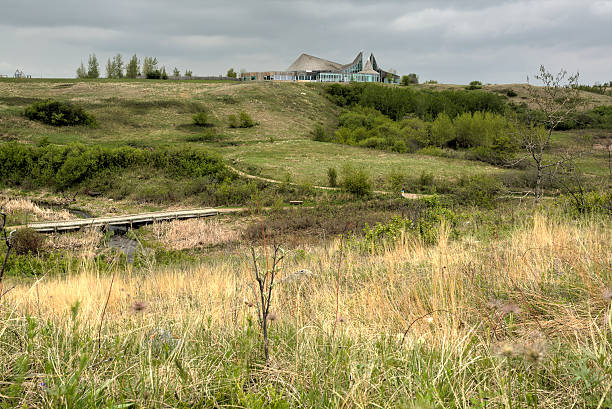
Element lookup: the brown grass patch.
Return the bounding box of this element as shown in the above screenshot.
[149,218,239,250]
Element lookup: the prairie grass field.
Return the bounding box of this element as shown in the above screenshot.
[1,210,612,408]
[1,77,611,408]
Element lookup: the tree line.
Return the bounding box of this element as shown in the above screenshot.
[76,54,193,79]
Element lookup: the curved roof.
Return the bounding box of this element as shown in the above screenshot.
[358,59,379,75]
[287,54,343,71]
[287,52,363,72]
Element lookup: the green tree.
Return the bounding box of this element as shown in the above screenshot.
[184,69,192,77]
[401,73,418,86]
[173,67,180,77]
[105,58,113,78]
[125,54,139,78]
[429,113,455,147]
[76,62,87,79]
[160,66,168,80]
[226,68,237,78]
[142,57,158,77]
[112,54,124,78]
[87,54,99,78]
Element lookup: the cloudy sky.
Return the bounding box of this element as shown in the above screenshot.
[1,0,611,84]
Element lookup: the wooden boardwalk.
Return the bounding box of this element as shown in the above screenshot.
[13,208,219,233]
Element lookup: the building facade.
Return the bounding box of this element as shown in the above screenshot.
[239,52,400,84]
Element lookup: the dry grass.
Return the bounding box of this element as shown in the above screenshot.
[1,198,72,221]
[7,214,610,342]
[2,213,611,407]
[148,218,240,250]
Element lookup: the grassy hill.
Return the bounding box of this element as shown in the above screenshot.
[3,78,610,196]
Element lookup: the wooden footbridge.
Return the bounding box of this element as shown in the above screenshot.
[14,208,219,234]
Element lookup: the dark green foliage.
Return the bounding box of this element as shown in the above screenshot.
[341,164,373,196]
[400,74,419,86]
[227,112,255,128]
[192,111,209,126]
[24,100,96,127]
[326,83,507,121]
[466,81,483,90]
[146,70,162,79]
[327,167,337,187]
[11,228,46,255]
[312,124,328,141]
[506,89,518,97]
[452,174,504,208]
[0,143,228,191]
[227,68,237,78]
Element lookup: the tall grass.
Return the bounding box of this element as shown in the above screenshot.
[1,214,611,407]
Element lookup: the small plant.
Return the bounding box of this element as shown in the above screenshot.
[239,111,256,128]
[11,227,46,255]
[192,111,209,126]
[24,99,96,127]
[506,89,518,97]
[249,243,286,361]
[227,114,239,128]
[466,80,483,90]
[312,124,328,141]
[341,164,373,197]
[327,167,338,187]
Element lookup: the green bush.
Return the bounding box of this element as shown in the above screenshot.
[312,124,329,141]
[192,111,209,126]
[452,174,504,208]
[506,89,518,97]
[326,83,507,121]
[466,81,483,90]
[238,111,256,128]
[0,143,229,191]
[341,164,373,197]
[227,114,239,128]
[327,167,337,187]
[24,100,96,127]
[11,228,46,255]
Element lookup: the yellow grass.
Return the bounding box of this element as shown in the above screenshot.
[148,218,240,250]
[6,214,610,346]
[1,198,72,221]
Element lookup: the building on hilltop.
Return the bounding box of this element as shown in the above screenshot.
[239,52,400,84]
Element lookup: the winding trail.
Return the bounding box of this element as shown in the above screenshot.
[227,164,422,198]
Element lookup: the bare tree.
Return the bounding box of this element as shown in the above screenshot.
[517,66,584,202]
[249,243,285,361]
[0,212,13,291]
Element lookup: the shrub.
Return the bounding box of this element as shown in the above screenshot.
[452,174,504,208]
[327,167,337,187]
[24,100,96,127]
[0,143,229,191]
[192,111,209,126]
[506,89,518,97]
[227,114,239,128]
[341,164,373,197]
[146,70,162,79]
[312,124,329,141]
[466,81,483,90]
[239,111,256,128]
[11,228,46,255]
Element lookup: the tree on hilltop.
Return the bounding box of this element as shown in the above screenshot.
[126,54,140,78]
[87,54,99,78]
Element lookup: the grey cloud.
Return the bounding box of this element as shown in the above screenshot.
[0,0,610,83]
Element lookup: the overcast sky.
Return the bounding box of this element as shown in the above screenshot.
[1,0,611,84]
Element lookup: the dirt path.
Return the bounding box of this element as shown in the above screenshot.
[226,164,420,197]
